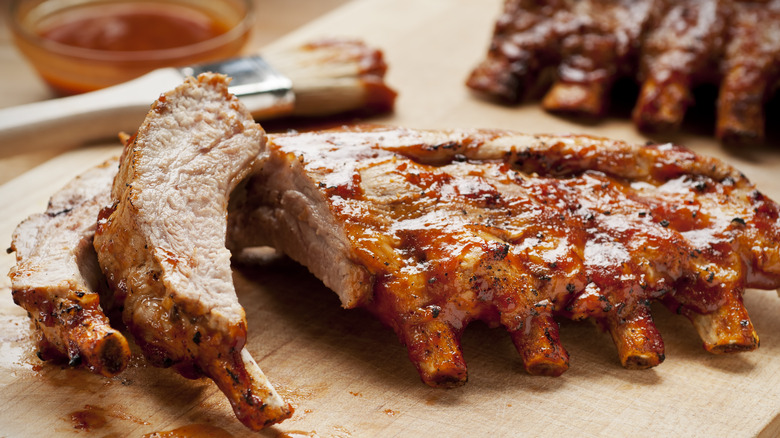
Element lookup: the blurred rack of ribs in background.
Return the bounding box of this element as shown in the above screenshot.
[467,0,780,146]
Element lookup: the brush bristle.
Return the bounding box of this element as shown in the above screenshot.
[263,39,397,117]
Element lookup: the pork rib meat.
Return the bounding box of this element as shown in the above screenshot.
[229,125,780,387]
[93,74,292,429]
[467,0,780,145]
[9,158,130,377]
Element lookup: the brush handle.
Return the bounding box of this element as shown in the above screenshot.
[0,56,295,159]
[0,69,185,159]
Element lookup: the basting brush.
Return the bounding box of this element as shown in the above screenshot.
[0,38,396,158]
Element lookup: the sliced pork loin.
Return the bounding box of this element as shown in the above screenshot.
[8,158,130,377]
[228,125,780,387]
[93,74,292,430]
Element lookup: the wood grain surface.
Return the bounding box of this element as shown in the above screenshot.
[1,0,780,436]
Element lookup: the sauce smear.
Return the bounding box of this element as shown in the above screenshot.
[69,405,107,431]
[143,424,233,438]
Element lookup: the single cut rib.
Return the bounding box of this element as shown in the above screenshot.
[93,74,292,429]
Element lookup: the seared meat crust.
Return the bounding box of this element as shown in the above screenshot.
[8,158,130,377]
[231,125,780,386]
[467,0,780,145]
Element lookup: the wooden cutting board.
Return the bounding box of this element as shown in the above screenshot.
[2,0,780,436]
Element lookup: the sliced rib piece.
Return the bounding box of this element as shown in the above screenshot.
[8,158,130,377]
[229,125,780,386]
[93,74,292,430]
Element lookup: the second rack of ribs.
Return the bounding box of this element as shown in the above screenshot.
[466,0,780,145]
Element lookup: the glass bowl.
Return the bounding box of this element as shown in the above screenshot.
[9,0,254,95]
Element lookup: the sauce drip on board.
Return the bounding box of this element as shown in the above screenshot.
[142,423,234,438]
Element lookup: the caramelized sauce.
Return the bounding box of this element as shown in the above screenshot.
[264,127,780,384]
[37,3,231,52]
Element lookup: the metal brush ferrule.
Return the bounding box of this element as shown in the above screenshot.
[179,55,295,119]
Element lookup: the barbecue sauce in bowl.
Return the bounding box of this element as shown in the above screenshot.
[10,0,253,95]
[39,4,231,52]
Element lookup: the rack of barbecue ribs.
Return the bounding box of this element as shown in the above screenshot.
[467,0,780,146]
[8,80,780,430]
[228,125,780,387]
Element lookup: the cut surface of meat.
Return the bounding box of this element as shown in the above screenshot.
[8,158,130,377]
[467,0,780,145]
[93,73,292,429]
[230,125,780,387]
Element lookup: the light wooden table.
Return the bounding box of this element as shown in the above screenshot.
[1,0,780,436]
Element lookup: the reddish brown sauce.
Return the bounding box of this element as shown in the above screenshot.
[68,404,151,431]
[69,405,107,431]
[16,1,249,94]
[37,3,231,52]
[275,431,319,438]
[142,424,233,438]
